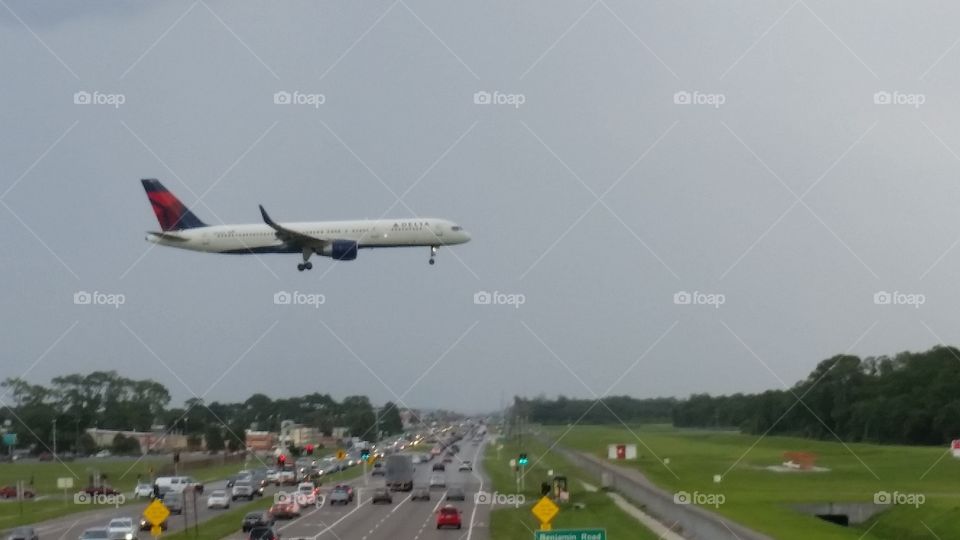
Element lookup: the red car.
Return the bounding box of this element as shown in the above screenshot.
[436,505,462,529]
[0,485,35,499]
[268,501,301,519]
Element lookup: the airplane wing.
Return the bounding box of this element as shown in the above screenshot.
[259,205,329,249]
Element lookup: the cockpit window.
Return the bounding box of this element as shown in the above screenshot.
[451,226,462,231]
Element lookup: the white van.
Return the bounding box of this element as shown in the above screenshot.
[154,476,202,495]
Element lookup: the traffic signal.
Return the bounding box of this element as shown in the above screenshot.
[305,444,314,455]
[360,448,370,461]
[173,451,180,464]
[518,453,528,466]
[278,454,286,467]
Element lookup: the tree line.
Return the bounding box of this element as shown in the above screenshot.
[0,370,406,455]
[515,345,960,446]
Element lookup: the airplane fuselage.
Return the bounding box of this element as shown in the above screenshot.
[146,218,470,254]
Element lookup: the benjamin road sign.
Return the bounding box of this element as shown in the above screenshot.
[531,496,559,524]
[143,499,170,527]
[534,529,607,540]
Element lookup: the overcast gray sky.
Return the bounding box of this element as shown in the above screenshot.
[3,1,960,414]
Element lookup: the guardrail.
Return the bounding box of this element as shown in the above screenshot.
[547,442,772,540]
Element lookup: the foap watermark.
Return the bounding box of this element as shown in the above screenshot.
[274,290,325,308]
[673,490,725,508]
[474,490,525,508]
[873,91,925,109]
[74,491,125,507]
[74,290,125,309]
[473,90,526,109]
[274,490,325,508]
[474,290,525,309]
[874,490,925,508]
[673,290,725,309]
[673,90,725,109]
[73,90,125,108]
[873,290,925,309]
[274,90,326,108]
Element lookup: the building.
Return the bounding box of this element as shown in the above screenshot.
[245,430,276,451]
[85,428,189,453]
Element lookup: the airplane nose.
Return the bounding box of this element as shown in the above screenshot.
[463,230,471,242]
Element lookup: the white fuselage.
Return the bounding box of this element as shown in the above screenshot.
[146,218,470,254]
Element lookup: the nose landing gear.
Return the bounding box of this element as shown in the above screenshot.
[429,246,439,265]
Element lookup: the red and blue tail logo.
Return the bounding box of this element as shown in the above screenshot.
[141,179,207,231]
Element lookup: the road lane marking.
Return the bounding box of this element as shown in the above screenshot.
[465,441,486,540]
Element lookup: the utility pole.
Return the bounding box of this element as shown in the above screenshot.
[52,418,57,458]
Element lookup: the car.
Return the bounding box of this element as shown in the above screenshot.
[0,485,35,499]
[247,527,280,540]
[442,456,453,463]
[95,450,112,458]
[268,501,300,519]
[432,463,445,472]
[370,487,392,504]
[295,482,317,506]
[162,491,184,514]
[328,486,351,505]
[429,474,446,489]
[436,505,462,529]
[370,462,385,477]
[7,528,38,540]
[78,527,110,540]
[265,469,279,484]
[206,490,231,509]
[241,512,274,532]
[232,480,255,501]
[333,484,354,501]
[277,470,297,486]
[446,487,466,501]
[106,517,137,540]
[137,518,167,532]
[411,487,430,501]
[458,461,472,472]
[133,482,153,498]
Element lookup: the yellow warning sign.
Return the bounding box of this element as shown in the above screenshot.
[336,449,346,460]
[531,496,559,525]
[143,499,170,527]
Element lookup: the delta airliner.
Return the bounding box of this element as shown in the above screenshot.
[141,179,470,270]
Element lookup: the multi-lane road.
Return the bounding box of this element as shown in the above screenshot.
[262,439,491,540]
[15,438,491,540]
[18,475,252,540]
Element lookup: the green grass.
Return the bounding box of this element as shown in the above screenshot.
[485,434,660,540]
[540,424,960,540]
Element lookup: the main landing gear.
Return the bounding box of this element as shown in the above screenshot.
[298,248,314,272]
[429,246,439,265]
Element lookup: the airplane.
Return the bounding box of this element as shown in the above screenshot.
[141,179,470,270]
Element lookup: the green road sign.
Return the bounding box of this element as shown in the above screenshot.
[535,529,607,540]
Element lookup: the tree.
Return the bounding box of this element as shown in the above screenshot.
[112,433,140,455]
[378,402,404,436]
[204,426,225,452]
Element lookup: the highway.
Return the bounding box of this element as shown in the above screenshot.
[254,439,492,540]
[21,476,273,540]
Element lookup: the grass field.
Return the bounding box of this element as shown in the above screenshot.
[484,434,660,539]
[540,424,960,540]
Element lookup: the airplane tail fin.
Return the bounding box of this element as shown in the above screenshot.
[141,179,207,231]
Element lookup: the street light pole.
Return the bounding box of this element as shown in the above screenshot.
[52,418,57,458]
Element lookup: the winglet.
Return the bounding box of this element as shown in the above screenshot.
[259,204,279,230]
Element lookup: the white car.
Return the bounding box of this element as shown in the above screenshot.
[295,483,316,506]
[206,490,231,510]
[106,518,136,540]
[133,482,153,498]
[95,450,112,458]
[429,474,446,489]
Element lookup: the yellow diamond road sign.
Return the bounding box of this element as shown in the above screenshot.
[531,496,559,524]
[144,499,170,527]
[336,450,346,460]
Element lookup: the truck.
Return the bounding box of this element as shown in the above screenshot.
[385,454,414,491]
